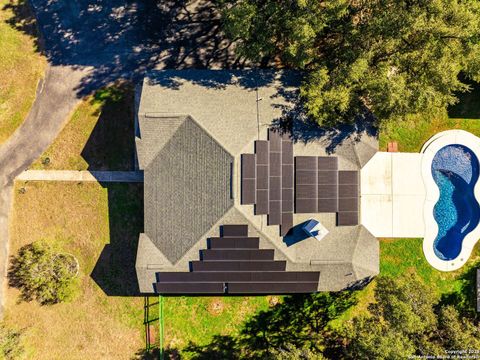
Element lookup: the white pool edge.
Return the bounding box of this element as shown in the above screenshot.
[421,130,480,271]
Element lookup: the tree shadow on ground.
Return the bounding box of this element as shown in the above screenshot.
[3,0,243,97]
[448,78,480,119]
[440,260,480,321]
[90,183,144,296]
[184,292,357,359]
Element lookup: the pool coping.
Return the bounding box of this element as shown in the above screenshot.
[421,130,480,271]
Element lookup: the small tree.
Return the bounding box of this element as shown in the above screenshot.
[0,324,24,360]
[8,241,78,305]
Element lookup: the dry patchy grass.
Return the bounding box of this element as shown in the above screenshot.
[0,0,46,143]
[31,84,135,171]
[6,181,143,359]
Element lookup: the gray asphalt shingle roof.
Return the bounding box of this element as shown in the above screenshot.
[142,116,234,264]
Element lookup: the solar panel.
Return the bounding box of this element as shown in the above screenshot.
[255,190,269,214]
[268,200,282,225]
[282,140,294,164]
[227,282,318,294]
[280,213,293,236]
[338,184,358,198]
[295,198,318,213]
[339,170,358,184]
[154,282,224,294]
[338,197,358,212]
[208,237,259,249]
[317,198,338,212]
[268,129,282,152]
[317,171,338,185]
[200,249,274,261]
[317,156,338,170]
[221,225,248,237]
[254,140,269,164]
[295,156,318,170]
[295,170,317,184]
[156,271,320,283]
[317,184,338,199]
[241,154,256,204]
[337,211,359,226]
[190,260,287,272]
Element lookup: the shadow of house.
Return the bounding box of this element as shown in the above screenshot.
[90,182,144,296]
[80,83,136,171]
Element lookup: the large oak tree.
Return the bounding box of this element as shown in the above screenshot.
[219,0,480,125]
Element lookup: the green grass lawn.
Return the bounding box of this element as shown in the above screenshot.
[0,0,46,144]
[163,296,272,353]
[379,111,480,152]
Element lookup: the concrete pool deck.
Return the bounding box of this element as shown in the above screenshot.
[360,152,426,238]
[361,130,480,271]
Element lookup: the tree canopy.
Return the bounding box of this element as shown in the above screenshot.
[8,241,79,305]
[219,0,480,125]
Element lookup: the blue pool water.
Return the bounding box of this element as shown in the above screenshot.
[432,145,480,260]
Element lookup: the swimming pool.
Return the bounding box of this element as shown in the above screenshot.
[431,145,480,260]
[421,130,480,271]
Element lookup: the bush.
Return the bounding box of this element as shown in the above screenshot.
[0,324,24,359]
[8,241,79,305]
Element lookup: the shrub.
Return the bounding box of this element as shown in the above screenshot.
[0,324,24,359]
[8,241,79,305]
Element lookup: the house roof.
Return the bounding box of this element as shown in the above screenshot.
[141,115,234,264]
[135,69,380,293]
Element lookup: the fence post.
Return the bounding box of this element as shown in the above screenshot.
[159,295,164,360]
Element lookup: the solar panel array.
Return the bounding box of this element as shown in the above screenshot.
[294,157,359,224]
[241,129,359,233]
[154,224,320,294]
[240,130,294,235]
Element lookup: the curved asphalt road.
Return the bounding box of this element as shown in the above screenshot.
[0,65,90,316]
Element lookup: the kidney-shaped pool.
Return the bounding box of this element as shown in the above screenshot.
[422,130,480,271]
[431,145,480,260]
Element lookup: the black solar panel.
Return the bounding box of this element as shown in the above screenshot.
[280,213,293,236]
[295,156,318,170]
[227,282,318,294]
[154,282,224,294]
[296,170,317,184]
[201,249,274,261]
[317,198,338,212]
[317,171,338,185]
[255,189,269,214]
[282,141,294,164]
[156,271,320,283]
[339,170,358,184]
[268,129,282,152]
[241,153,256,204]
[337,212,359,226]
[317,156,338,170]
[208,237,259,249]
[191,260,287,272]
[268,200,282,225]
[338,197,358,212]
[338,184,358,198]
[255,140,269,164]
[295,198,318,213]
[221,225,248,237]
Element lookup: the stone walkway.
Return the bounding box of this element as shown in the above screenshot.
[17,170,144,183]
